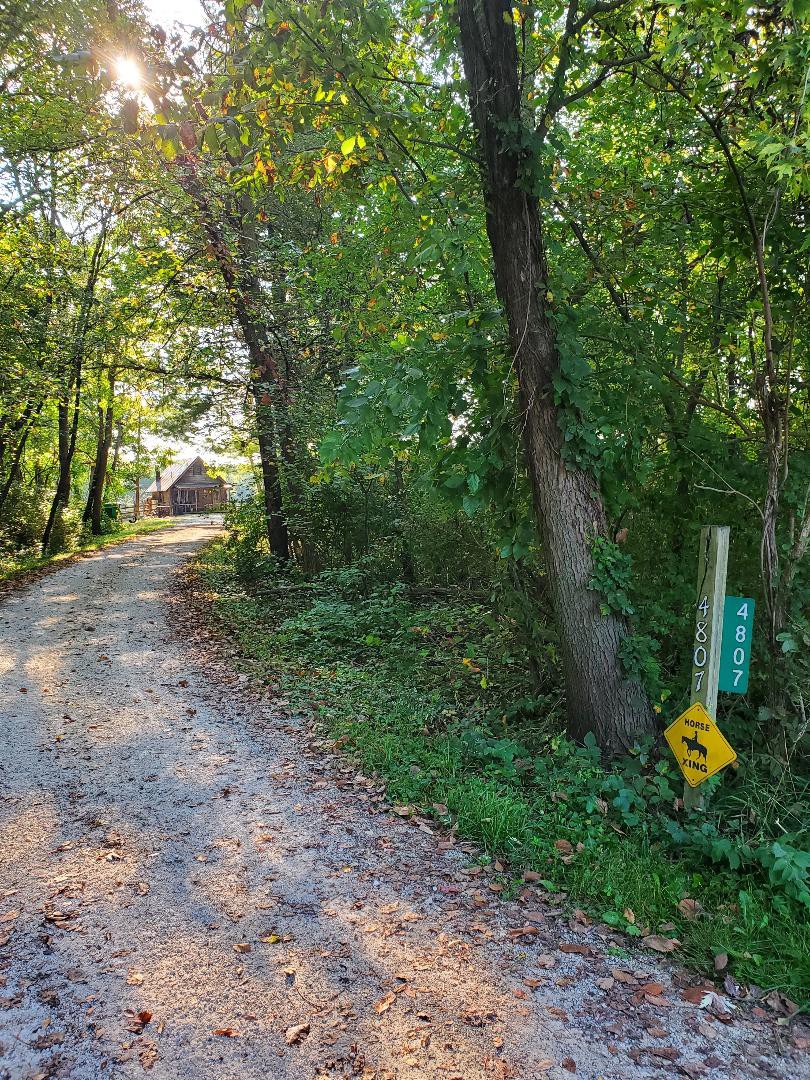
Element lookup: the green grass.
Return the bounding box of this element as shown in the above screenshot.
[196,538,810,1006]
[0,517,182,584]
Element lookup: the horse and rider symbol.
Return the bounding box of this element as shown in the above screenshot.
[681,731,708,761]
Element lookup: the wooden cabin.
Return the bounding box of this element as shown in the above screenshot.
[144,457,229,516]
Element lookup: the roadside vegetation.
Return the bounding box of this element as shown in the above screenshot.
[197,509,809,1005]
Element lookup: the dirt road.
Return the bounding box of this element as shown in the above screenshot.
[0,522,804,1079]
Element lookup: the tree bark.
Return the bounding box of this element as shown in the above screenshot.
[41,226,106,553]
[456,0,654,754]
[41,390,78,554]
[0,400,42,515]
[83,404,105,526]
[251,380,289,561]
[84,373,115,535]
[177,161,292,561]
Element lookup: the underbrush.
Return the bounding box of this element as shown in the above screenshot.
[197,538,810,1005]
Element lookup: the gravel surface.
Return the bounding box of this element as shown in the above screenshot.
[0,520,806,1080]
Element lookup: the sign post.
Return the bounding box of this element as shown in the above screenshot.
[683,525,729,810]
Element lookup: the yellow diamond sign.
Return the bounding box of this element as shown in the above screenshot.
[664,703,737,787]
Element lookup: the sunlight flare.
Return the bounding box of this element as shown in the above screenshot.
[114,56,142,88]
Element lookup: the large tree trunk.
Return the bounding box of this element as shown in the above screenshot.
[457,0,654,755]
[178,162,292,562]
[0,400,42,515]
[41,392,77,554]
[41,227,106,553]
[85,376,115,535]
[251,380,290,561]
[83,403,106,526]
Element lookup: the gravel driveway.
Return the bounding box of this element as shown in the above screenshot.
[0,521,805,1080]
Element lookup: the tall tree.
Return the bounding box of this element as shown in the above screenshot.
[454,0,654,752]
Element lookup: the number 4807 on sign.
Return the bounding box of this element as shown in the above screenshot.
[719,596,755,694]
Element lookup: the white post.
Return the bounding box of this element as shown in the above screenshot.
[685,525,729,810]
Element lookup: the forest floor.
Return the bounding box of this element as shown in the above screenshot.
[0,521,806,1080]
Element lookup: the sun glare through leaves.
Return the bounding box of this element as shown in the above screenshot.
[114,56,142,89]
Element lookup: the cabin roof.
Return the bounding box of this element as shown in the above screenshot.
[144,456,225,494]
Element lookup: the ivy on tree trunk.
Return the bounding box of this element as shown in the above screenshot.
[456,0,655,755]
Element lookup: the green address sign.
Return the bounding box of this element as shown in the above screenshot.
[718,596,755,694]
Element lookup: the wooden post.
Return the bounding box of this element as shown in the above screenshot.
[685,525,729,809]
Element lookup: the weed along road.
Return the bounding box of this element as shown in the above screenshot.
[0,524,804,1080]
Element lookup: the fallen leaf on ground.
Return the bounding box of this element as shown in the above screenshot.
[723,974,742,999]
[126,969,145,985]
[649,1047,679,1060]
[642,934,679,953]
[125,1009,152,1033]
[137,1039,158,1069]
[561,1058,576,1073]
[507,925,541,939]
[704,992,736,1020]
[233,942,251,953]
[713,952,728,972]
[285,1022,310,1044]
[213,1028,240,1037]
[536,954,556,969]
[461,1008,497,1026]
[768,989,799,1015]
[612,968,636,983]
[677,1063,707,1079]
[677,898,703,919]
[374,991,396,1015]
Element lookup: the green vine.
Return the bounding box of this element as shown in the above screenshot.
[588,535,634,616]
